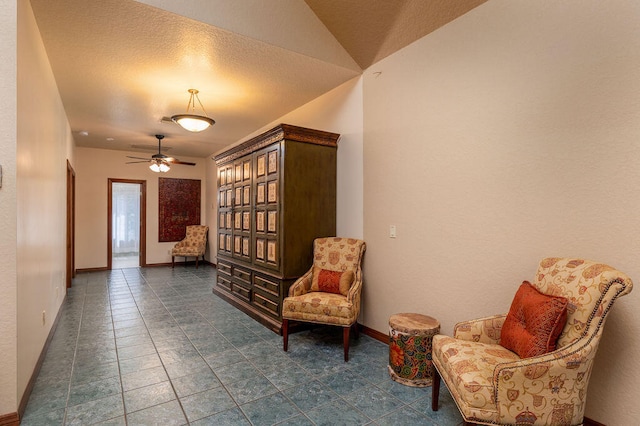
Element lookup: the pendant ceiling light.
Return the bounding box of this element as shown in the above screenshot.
[171,89,215,132]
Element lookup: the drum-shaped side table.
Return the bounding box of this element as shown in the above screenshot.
[388,313,440,387]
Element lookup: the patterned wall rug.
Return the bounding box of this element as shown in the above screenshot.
[158,177,201,242]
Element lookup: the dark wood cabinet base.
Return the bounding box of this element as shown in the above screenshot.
[212,284,283,333]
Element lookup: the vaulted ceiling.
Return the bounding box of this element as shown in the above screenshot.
[29,0,486,158]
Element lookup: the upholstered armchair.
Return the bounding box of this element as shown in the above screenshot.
[431,258,633,425]
[282,237,366,361]
[171,225,208,269]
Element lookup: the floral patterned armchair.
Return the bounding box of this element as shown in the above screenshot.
[171,225,208,269]
[432,258,633,425]
[282,237,366,361]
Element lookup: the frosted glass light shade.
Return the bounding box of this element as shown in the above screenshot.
[150,161,170,173]
[171,114,215,132]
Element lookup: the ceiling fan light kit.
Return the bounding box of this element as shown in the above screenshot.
[126,134,196,172]
[171,89,215,132]
[150,160,170,173]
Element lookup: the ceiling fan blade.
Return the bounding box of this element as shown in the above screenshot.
[126,135,183,167]
[169,159,196,166]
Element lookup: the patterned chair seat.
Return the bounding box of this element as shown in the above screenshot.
[433,335,519,419]
[282,292,356,325]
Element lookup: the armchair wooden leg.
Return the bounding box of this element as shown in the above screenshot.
[196,256,199,269]
[343,326,350,362]
[171,256,175,268]
[282,319,289,352]
[432,367,441,411]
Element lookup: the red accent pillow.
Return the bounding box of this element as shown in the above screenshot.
[310,266,355,295]
[500,281,568,358]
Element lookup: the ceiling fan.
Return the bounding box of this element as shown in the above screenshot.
[126,134,195,172]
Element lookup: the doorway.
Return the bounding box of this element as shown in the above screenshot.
[66,160,76,288]
[108,179,146,269]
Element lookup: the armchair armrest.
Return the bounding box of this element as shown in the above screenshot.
[345,271,364,319]
[453,314,506,344]
[493,338,596,424]
[346,270,363,303]
[288,268,313,297]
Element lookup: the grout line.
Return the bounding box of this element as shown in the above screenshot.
[61,274,87,425]
[107,268,130,425]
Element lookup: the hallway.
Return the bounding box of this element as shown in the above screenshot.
[21,266,461,425]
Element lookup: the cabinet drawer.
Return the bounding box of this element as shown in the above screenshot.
[252,291,279,316]
[216,274,232,292]
[232,266,251,286]
[253,275,280,296]
[217,261,232,276]
[232,282,251,303]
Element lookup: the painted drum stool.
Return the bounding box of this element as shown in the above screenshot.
[388,313,440,387]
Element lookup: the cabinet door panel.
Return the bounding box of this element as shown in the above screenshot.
[252,144,281,271]
[267,181,277,203]
[267,210,277,234]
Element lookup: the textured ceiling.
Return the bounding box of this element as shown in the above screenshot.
[28,0,486,159]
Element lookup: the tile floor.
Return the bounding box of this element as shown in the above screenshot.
[111,256,140,269]
[21,266,463,425]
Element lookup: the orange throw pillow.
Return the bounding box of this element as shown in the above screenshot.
[310,266,354,296]
[500,281,568,358]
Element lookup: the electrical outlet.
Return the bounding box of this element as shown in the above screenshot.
[389,225,397,238]
[42,311,46,326]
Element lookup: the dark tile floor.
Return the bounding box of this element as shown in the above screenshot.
[21,266,463,425]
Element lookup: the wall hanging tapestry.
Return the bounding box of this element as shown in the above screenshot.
[158,177,201,242]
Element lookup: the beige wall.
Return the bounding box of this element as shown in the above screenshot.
[0,0,18,415]
[75,147,207,269]
[14,0,74,412]
[362,1,640,424]
[212,76,365,247]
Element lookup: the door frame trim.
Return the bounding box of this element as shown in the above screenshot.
[107,179,147,269]
[66,160,76,288]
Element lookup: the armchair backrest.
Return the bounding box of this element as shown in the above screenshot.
[183,225,209,248]
[312,237,366,282]
[532,257,633,347]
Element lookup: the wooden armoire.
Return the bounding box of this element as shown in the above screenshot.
[213,124,339,333]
